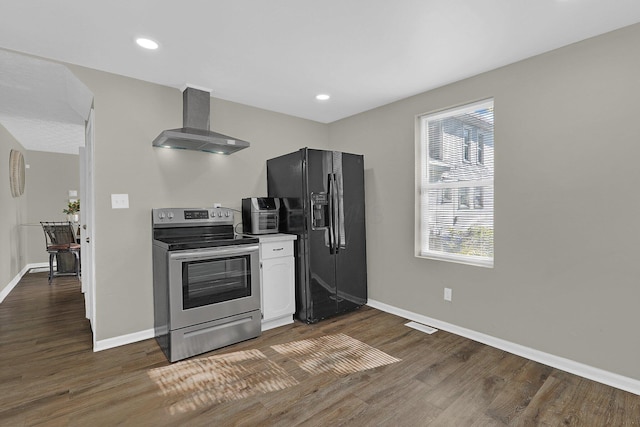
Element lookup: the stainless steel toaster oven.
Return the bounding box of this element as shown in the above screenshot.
[242,197,280,234]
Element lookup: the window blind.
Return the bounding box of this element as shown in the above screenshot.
[418,99,494,267]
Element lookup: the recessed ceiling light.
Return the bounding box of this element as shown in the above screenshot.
[136,38,159,50]
[316,94,330,101]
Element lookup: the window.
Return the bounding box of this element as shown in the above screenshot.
[463,127,472,162]
[458,188,470,209]
[474,187,484,209]
[441,188,452,204]
[416,99,494,267]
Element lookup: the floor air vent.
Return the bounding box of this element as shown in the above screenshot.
[405,321,438,335]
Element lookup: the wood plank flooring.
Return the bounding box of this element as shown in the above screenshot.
[1,272,639,426]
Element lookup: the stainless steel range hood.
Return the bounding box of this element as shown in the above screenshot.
[152,87,250,154]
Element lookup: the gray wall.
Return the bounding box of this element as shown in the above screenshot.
[0,130,80,296]
[65,65,330,341]
[24,150,80,264]
[0,124,27,294]
[328,23,640,380]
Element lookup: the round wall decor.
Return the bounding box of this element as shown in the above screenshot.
[9,149,25,198]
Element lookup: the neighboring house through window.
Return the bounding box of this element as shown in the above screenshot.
[416,99,494,267]
[429,121,443,161]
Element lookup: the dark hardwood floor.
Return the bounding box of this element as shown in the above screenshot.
[1,272,638,426]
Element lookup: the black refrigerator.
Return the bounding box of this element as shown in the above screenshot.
[267,148,367,323]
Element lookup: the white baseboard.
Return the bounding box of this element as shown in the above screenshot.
[29,266,51,273]
[94,328,155,352]
[1,262,49,303]
[367,299,640,396]
[27,262,50,271]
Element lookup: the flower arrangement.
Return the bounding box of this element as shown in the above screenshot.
[63,200,80,215]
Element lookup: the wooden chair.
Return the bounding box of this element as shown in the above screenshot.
[40,221,81,284]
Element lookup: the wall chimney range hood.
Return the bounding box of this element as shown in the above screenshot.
[152,87,250,154]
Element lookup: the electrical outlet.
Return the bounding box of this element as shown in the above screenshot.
[444,287,452,302]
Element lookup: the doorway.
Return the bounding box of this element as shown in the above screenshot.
[0,48,96,343]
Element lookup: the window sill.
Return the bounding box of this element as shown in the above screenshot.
[416,251,493,268]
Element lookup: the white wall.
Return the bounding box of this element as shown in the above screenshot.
[328,23,640,380]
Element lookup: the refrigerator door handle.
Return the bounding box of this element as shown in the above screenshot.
[337,173,345,250]
[328,173,336,253]
[332,173,341,254]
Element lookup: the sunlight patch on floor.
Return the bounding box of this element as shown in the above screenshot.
[147,349,298,414]
[271,333,400,376]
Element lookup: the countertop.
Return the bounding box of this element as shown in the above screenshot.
[240,233,297,242]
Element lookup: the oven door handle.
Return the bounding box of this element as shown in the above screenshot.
[169,244,259,261]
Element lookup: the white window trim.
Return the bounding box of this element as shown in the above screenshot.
[420,251,494,268]
[414,98,494,268]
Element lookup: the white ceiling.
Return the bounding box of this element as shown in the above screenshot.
[1,1,640,152]
[0,50,93,154]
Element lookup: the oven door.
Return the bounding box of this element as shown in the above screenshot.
[168,244,260,330]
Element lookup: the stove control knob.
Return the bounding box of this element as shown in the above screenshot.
[224,211,230,217]
[218,211,223,217]
[158,212,165,220]
[167,212,174,220]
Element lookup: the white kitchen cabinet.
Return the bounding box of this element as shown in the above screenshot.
[257,234,297,331]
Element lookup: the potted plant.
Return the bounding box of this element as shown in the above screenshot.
[63,200,80,223]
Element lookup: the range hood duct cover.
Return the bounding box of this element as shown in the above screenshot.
[152,87,250,154]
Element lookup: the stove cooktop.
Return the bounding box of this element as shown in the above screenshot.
[153,234,259,251]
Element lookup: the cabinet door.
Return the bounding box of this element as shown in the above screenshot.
[262,256,295,321]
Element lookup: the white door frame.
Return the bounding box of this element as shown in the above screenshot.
[80,107,96,345]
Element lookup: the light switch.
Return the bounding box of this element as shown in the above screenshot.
[111,194,129,209]
[69,190,78,197]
